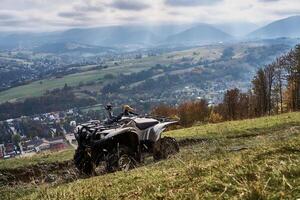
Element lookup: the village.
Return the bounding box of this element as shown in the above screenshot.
[0,109,78,159]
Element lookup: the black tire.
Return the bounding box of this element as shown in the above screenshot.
[105,145,136,172]
[153,137,180,160]
[74,148,94,175]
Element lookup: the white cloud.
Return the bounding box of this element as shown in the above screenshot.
[0,0,299,32]
[165,0,223,7]
[109,0,150,11]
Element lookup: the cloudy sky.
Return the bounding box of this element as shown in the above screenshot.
[0,0,299,32]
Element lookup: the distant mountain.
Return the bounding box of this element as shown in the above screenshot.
[0,25,192,50]
[0,24,234,50]
[248,16,300,39]
[0,32,60,50]
[58,26,160,47]
[164,24,233,45]
[215,22,258,37]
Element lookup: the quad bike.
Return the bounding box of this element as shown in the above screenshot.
[73,116,179,175]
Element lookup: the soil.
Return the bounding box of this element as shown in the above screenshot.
[0,160,80,186]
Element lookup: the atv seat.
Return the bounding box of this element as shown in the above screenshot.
[134,118,159,130]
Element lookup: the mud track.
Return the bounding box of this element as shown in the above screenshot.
[0,160,80,186]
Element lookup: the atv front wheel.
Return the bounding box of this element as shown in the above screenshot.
[106,145,136,172]
[153,137,179,160]
[74,148,94,175]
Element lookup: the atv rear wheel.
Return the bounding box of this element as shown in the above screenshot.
[106,145,136,172]
[74,148,94,175]
[153,137,179,160]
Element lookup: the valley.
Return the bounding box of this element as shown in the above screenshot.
[0,40,293,111]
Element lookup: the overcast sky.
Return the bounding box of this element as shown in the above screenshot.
[0,0,299,32]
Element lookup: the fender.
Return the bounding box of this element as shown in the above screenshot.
[101,127,140,153]
[103,127,138,139]
[148,121,178,142]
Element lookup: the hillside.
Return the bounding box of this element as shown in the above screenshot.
[1,112,300,199]
[0,42,289,106]
[249,15,300,39]
[33,42,117,54]
[165,24,233,44]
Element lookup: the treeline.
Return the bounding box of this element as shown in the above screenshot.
[0,85,96,120]
[152,44,300,126]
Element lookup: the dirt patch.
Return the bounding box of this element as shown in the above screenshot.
[178,138,212,147]
[0,160,80,186]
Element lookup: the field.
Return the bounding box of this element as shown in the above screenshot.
[0,45,224,103]
[0,65,143,103]
[1,112,300,199]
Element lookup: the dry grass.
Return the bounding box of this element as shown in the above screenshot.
[1,112,300,200]
[21,125,300,200]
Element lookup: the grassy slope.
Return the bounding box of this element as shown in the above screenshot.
[1,112,299,171]
[0,149,74,170]
[0,46,223,103]
[27,132,300,200]
[0,66,141,103]
[0,112,299,199]
[167,112,300,139]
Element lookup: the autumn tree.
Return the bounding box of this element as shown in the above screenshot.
[280,46,300,111]
[177,100,209,127]
[151,104,177,117]
[223,88,240,120]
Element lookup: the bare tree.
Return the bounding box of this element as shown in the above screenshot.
[252,68,268,116]
[264,63,275,115]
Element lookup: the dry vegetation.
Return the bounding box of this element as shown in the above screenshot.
[1,112,300,200]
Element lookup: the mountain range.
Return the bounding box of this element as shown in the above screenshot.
[248,16,300,39]
[164,24,233,45]
[0,15,300,51]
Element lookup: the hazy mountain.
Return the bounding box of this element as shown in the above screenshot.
[248,16,300,39]
[0,25,194,50]
[0,24,234,50]
[164,24,233,45]
[0,32,60,49]
[215,22,258,37]
[58,26,160,47]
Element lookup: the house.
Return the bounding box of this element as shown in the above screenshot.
[48,137,67,151]
[0,144,5,159]
[35,139,50,152]
[22,138,43,152]
[5,143,15,158]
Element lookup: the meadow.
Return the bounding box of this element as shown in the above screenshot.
[1,112,299,199]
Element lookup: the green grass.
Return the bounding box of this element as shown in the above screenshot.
[0,66,139,103]
[167,112,300,139]
[0,149,74,170]
[1,112,300,199]
[0,60,153,103]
